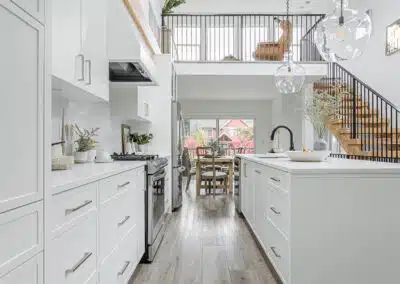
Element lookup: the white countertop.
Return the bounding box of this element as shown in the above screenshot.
[52,161,147,194]
[236,154,400,174]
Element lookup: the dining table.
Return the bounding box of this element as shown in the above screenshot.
[195,156,234,196]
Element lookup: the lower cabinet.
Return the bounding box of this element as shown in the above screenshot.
[49,166,146,284]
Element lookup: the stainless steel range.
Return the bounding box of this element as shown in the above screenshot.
[111,153,168,262]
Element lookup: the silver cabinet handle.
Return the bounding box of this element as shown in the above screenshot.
[270,206,281,215]
[255,170,262,174]
[85,60,92,85]
[118,261,130,276]
[118,182,130,189]
[76,54,85,81]
[65,252,92,276]
[117,216,130,227]
[270,177,281,183]
[270,246,281,258]
[244,163,247,178]
[65,200,92,215]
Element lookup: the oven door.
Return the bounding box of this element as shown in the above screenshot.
[148,169,166,245]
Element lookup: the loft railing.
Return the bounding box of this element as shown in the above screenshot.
[161,13,325,62]
[320,63,400,162]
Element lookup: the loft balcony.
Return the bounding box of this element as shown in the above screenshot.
[162,13,327,78]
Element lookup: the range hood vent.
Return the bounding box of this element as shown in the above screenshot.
[109,62,152,83]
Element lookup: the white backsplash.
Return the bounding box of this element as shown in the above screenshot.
[52,94,150,154]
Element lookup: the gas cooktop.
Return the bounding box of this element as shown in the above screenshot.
[111,153,159,161]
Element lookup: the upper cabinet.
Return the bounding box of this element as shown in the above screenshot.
[10,0,45,23]
[52,0,109,101]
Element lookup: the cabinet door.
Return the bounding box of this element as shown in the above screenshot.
[0,253,43,283]
[52,0,83,87]
[82,0,109,101]
[136,171,146,260]
[9,0,44,23]
[0,2,44,213]
[254,166,267,247]
[240,162,248,217]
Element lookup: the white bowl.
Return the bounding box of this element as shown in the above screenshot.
[285,151,331,162]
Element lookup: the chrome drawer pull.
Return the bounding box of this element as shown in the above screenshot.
[65,200,92,215]
[270,246,281,258]
[255,170,262,174]
[117,216,131,227]
[118,181,130,189]
[270,177,281,183]
[270,206,281,215]
[118,261,130,276]
[65,252,92,276]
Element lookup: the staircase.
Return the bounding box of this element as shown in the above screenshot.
[313,63,400,162]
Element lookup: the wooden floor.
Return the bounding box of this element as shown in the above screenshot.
[130,181,278,284]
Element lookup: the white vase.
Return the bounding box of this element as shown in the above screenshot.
[138,144,148,153]
[86,149,96,162]
[126,142,133,154]
[74,151,88,163]
[314,138,328,151]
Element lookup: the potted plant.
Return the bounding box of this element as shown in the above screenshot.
[161,0,186,53]
[305,91,342,150]
[130,133,153,153]
[73,124,99,163]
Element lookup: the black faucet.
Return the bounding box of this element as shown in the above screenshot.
[269,125,295,153]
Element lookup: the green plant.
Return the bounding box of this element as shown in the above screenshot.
[162,0,186,15]
[73,124,99,152]
[129,133,153,145]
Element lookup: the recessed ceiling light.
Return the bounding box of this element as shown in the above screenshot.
[305,1,311,4]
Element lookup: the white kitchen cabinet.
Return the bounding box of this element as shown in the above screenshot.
[50,165,147,284]
[238,155,400,284]
[52,0,109,101]
[0,1,44,214]
[52,0,82,87]
[0,253,43,283]
[9,0,44,23]
[110,84,151,122]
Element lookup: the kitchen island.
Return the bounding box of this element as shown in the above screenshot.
[236,154,400,284]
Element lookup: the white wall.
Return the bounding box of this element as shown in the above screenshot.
[341,0,400,107]
[52,95,149,154]
[179,99,272,153]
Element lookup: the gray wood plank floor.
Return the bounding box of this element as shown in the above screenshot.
[130,182,277,284]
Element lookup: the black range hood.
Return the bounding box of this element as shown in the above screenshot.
[109,62,153,83]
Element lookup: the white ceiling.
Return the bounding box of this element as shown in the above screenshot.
[175,0,333,14]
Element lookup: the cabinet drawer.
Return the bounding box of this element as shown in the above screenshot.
[99,169,140,204]
[266,220,290,284]
[0,202,43,276]
[10,0,44,23]
[0,253,43,283]
[99,190,137,262]
[49,212,97,284]
[51,183,97,237]
[266,168,290,191]
[99,228,138,284]
[267,184,290,238]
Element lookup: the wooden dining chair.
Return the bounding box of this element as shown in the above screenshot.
[196,146,228,195]
[182,148,196,192]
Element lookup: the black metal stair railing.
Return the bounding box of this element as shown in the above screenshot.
[323,63,400,163]
[162,14,325,62]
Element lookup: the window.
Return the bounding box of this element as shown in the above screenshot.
[207,26,236,61]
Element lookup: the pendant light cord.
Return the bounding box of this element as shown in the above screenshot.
[339,0,344,25]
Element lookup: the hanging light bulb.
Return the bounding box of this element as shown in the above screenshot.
[274,0,306,94]
[315,0,372,62]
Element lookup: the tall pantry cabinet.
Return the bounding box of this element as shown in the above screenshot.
[0,0,48,282]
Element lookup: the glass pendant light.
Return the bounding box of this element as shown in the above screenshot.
[274,0,306,94]
[315,0,372,62]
